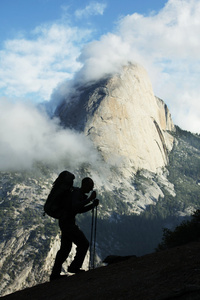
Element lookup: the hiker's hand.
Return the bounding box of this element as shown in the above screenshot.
[93,199,99,207]
[90,191,96,200]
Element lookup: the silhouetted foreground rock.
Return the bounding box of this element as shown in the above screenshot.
[1,241,200,300]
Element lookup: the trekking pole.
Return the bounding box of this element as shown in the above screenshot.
[92,205,97,269]
[89,206,94,270]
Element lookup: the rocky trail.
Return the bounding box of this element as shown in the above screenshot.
[1,240,200,300]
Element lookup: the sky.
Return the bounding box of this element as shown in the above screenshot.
[0,0,200,171]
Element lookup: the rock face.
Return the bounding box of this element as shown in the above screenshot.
[56,63,175,174]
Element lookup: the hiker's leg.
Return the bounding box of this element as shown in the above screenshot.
[51,232,72,278]
[68,225,89,271]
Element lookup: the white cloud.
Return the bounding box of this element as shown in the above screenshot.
[75,34,131,83]
[75,2,107,18]
[0,98,100,171]
[0,23,91,101]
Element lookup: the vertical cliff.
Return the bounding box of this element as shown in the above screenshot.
[56,63,175,174]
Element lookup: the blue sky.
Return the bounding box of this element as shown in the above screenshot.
[0,0,200,170]
[0,0,165,42]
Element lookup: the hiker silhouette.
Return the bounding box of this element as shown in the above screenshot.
[50,175,99,281]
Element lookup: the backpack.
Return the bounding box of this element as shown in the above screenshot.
[44,171,75,219]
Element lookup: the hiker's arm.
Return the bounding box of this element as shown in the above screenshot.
[78,199,99,213]
[79,203,94,213]
[71,190,93,214]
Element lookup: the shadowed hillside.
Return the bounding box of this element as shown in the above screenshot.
[2,241,200,300]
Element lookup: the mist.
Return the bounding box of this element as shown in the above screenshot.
[0,98,101,171]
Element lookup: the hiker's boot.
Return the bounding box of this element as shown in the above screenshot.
[68,266,85,274]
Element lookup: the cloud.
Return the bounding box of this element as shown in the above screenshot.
[75,34,130,83]
[0,23,91,101]
[75,0,200,82]
[0,98,101,171]
[75,2,107,18]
